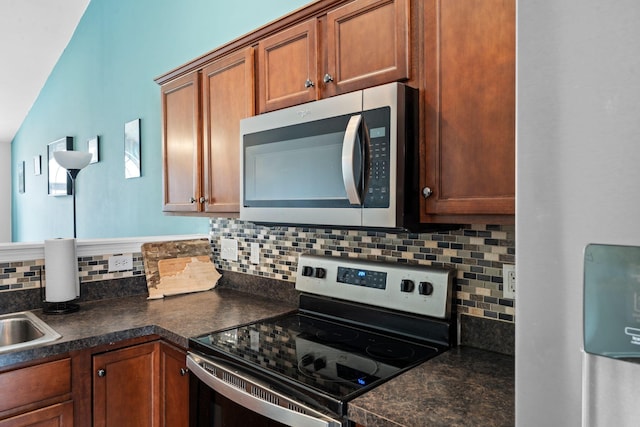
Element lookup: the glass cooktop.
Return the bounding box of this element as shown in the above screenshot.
[190,312,441,401]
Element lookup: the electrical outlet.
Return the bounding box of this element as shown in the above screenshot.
[250,243,260,265]
[221,238,238,261]
[503,264,516,299]
[108,254,133,272]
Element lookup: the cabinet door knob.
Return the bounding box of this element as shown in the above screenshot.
[323,73,334,83]
[422,187,433,198]
[97,369,106,377]
[304,79,315,88]
[189,197,197,203]
[180,368,189,376]
[199,197,207,203]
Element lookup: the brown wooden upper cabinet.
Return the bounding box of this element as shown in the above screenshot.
[158,0,515,223]
[257,0,410,113]
[201,49,255,213]
[161,48,254,214]
[324,0,410,97]
[421,0,515,223]
[258,20,317,113]
[161,72,201,213]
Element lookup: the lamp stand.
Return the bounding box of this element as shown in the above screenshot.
[42,168,82,314]
[67,168,81,239]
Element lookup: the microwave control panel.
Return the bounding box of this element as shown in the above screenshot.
[364,107,391,208]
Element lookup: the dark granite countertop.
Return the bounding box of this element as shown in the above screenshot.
[0,287,514,427]
[348,346,515,427]
[0,288,296,368]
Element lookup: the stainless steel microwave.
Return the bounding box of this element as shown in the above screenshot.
[240,82,428,231]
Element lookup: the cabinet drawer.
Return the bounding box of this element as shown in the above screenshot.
[0,359,71,413]
[0,401,73,427]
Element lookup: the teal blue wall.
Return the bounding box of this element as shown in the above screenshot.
[11,0,310,242]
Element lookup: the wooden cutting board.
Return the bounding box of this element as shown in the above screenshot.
[153,256,221,299]
[141,238,221,299]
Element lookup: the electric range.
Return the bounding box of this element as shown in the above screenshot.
[188,254,456,427]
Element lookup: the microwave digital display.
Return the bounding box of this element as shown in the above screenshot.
[370,127,386,138]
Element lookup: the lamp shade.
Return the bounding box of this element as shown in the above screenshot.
[53,151,92,170]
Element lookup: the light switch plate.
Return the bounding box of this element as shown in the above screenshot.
[221,238,238,261]
[250,243,260,265]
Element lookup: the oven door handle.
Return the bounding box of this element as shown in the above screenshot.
[187,353,343,427]
[341,114,364,206]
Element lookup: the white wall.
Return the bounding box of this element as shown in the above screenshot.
[517,1,640,425]
[0,143,10,242]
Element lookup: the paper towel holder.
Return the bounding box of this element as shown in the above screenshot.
[43,301,80,315]
[39,264,80,315]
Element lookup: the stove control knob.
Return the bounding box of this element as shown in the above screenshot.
[301,354,314,366]
[313,357,327,371]
[400,279,415,293]
[302,266,314,277]
[339,269,349,282]
[419,281,434,296]
[314,268,326,279]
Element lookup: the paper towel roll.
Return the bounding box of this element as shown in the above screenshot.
[44,238,79,302]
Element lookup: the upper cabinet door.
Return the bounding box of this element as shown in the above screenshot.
[202,48,255,214]
[421,0,515,221]
[258,19,318,113]
[161,72,202,213]
[323,0,410,98]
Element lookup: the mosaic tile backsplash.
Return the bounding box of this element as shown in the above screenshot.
[0,254,145,292]
[209,219,516,323]
[0,221,516,324]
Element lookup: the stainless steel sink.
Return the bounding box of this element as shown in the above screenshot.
[0,311,61,353]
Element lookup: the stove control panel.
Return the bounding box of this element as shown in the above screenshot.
[336,266,387,289]
[296,254,455,319]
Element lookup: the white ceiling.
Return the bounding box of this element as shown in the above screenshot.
[0,0,90,145]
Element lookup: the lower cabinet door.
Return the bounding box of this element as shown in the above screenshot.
[0,401,73,427]
[159,342,188,427]
[93,342,159,427]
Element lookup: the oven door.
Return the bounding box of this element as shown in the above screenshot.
[187,353,344,427]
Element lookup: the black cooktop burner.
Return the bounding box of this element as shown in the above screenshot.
[366,342,416,360]
[190,312,441,402]
[316,328,360,343]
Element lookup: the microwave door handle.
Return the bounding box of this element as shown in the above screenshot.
[342,114,363,205]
